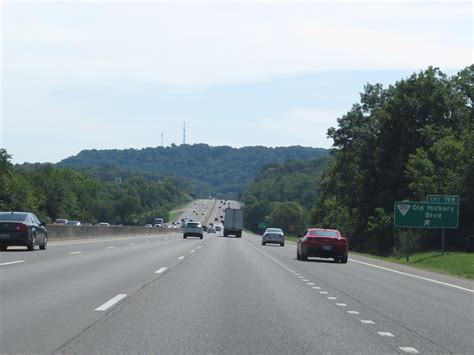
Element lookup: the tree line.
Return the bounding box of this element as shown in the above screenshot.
[244,66,473,254]
[0,149,193,225]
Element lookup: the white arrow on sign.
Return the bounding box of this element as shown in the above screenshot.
[397,204,411,216]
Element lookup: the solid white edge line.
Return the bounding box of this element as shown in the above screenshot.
[95,294,127,311]
[0,260,26,266]
[155,267,168,274]
[349,258,474,293]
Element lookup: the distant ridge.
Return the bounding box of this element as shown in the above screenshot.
[58,144,330,197]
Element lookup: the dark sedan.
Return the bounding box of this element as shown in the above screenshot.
[297,228,348,263]
[0,212,48,251]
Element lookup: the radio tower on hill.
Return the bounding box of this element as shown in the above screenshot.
[183,122,186,145]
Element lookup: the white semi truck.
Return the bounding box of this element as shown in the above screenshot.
[223,208,243,238]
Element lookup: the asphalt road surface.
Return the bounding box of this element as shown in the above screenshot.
[1,200,473,354]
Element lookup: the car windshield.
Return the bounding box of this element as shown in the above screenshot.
[0,212,28,222]
[187,223,200,227]
[311,230,339,237]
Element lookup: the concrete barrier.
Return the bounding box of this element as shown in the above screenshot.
[46,225,182,241]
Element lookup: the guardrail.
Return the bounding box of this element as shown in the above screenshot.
[46,225,182,241]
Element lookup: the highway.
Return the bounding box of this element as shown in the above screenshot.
[1,200,473,354]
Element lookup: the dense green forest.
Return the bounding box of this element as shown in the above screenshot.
[245,66,473,254]
[58,144,328,198]
[244,157,329,234]
[0,149,192,225]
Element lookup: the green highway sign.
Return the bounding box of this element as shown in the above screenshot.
[394,201,459,228]
[426,195,459,204]
[258,222,267,229]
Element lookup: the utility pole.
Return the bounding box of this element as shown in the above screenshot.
[161,132,164,147]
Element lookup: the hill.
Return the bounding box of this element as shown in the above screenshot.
[58,144,329,198]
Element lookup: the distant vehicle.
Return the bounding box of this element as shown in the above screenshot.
[215,225,221,232]
[297,228,348,263]
[83,223,92,226]
[0,212,48,251]
[154,223,162,228]
[66,220,81,226]
[207,226,216,233]
[153,217,164,226]
[202,225,208,232]
[145,224,153,227]
[214,217,219,221]
[184,222,203,239]
[53,218,68,225]
[262,229,285,247]
[264,227,283,235]
[98,222,110,227]
[223,208,243,238]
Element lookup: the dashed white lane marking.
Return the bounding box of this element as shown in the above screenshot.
[0,260,26,266]
[328,297,337,300]
[320,291,328,294]
[307,282,314,285]
[95,294,127,311]
[361,320,374,324]
[347,311,360,314]
[297,276,304,279]
[198,246,202,249]
[350,258,474,293]
[336,303,347,307]
[69,251,82,255]
[178,256,185,260]
[155,267,168,274]
[301,279,309,282]
[399,347,419,353]
[106,246,114,249]
[128,243,135,246]
[313,287,321,290]
[377,332,394,337]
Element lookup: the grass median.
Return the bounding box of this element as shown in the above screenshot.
[169,210,183,222]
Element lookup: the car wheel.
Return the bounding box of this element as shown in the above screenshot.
[27,234,36,251]
[296,249,301,260]
[183,235,187,239]
[341,256,348,264]
[280,242,284,247]
[262,242,266,246]
[333,257,340,263]
[0,245,7,251]
[301,252,308,261]
[40,235,48,250]
[200,236,203,239]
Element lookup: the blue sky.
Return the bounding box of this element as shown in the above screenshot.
[1,0,472,163]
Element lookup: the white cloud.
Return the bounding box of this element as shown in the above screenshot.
[2,2,471,87]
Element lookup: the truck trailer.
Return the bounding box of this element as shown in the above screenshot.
[223,208,243,238]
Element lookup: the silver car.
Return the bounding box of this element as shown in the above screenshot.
[262,228,285,246]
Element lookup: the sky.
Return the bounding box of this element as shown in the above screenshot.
[1,0,472,164]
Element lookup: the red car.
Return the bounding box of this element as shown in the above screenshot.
[297,228,348,263]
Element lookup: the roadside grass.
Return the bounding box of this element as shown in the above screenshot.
[283,236,473,279]
[351,251,474,279]
[169,210,183,222]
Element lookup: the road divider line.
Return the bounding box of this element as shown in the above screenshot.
[347,311,360,314]
[95,294,127,311]
[190,250,195,253]
[0,260,26,266]
[69,251,82,255]
[320,291,328,294]
[350,258,474,293]
[328,297,337,300]
[377,332,394,337]
[313,286,321,290]
[361,320,374,324]
[399,347,419,353]
[155,267,168,274]
[336,303,347,307]
[106,246,114,249]
[178,256,185,260]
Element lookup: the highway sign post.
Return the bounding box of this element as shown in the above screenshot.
[394,202,459,229]
[425,195,459,255]
[394,197,460,260]
[258,222,267,230]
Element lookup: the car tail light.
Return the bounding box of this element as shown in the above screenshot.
[16,224,29,232]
